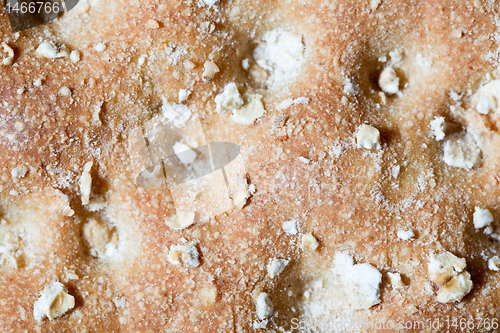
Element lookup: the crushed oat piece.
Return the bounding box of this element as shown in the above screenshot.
[84,218,117,257]
[1,42,14,65]
[443,133,481,169]
[301,233,319,251]
[94,43,106,52]
[333,252,382,308]
[165,211,196,230]
[437,272,473,303]
[35,41,69,58]
[397,230,414,240]
[473,207,493,229]
[59,86,71,97]
[80,161,93,205]
[215,82,243,114]
[173,142,197,164]
[356,124,381,149]
[430,116,445,141]
[255,293,273,320]
[267,258,289,278]
[178,89,191,103]
[69,50,80,63]
[11,165,28,179]
[428,251,466,285]
[202,60,219,81]
[146,19,160,29]
[387,272,404,289]
[488,256,500,271]
[168,242,200,267]
[378,66,399,94]
[231,93,266,125]
[33,282,75,321]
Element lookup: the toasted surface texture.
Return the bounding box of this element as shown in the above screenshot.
[1,0,500,332]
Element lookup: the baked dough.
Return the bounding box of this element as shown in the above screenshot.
[1,0,500,332]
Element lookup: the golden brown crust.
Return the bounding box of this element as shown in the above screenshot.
[1,0,500,332]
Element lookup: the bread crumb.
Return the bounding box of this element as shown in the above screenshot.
[488,256,500,271]
[80,161,93,205]
[53,190,74,217]
[178,89,191,103]
[255,293,273,320]
[146,19,160,29]
[428,251,466,285]
[379,66,399,94]
[298,156,310,164]
[165,211,196,230]
[333,252,382,308]
[230,174,251,209]
[473,207,493,229]
[437,272,473,303]
[84,218,117,258]
[301,233,319,251]
[161,98,192,127]
[443,133,481,169]
[59,87,71,97]
[370,0,381,10]
[35,41,69,59]
[202,60,219,81]
[253,28,305,89]
[69,50,80,63]
[33,282,75,322]
[11,165,28,179]
[202,0,218,6]
[283,220,298,235]
[267,258,289,278]
[231,93,266,125]
[34,78,42,87]
[472,80,500,115]
[387,272,404,289]
[168,242,200,267]
[276,97,309,110]
[356,124,381,149]
[215,83,243,114]
[242,58,250,70]
[430,116,445,141]
[94,43,106,52]
[397,230,414,240]
[1,42,14,65]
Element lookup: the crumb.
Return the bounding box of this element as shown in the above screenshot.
[33,282,75,321]
[202,60,219,81]
[356,124,381,149]
[379,66,399,94]
[301,233,319,251]
[473,207,493,229]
